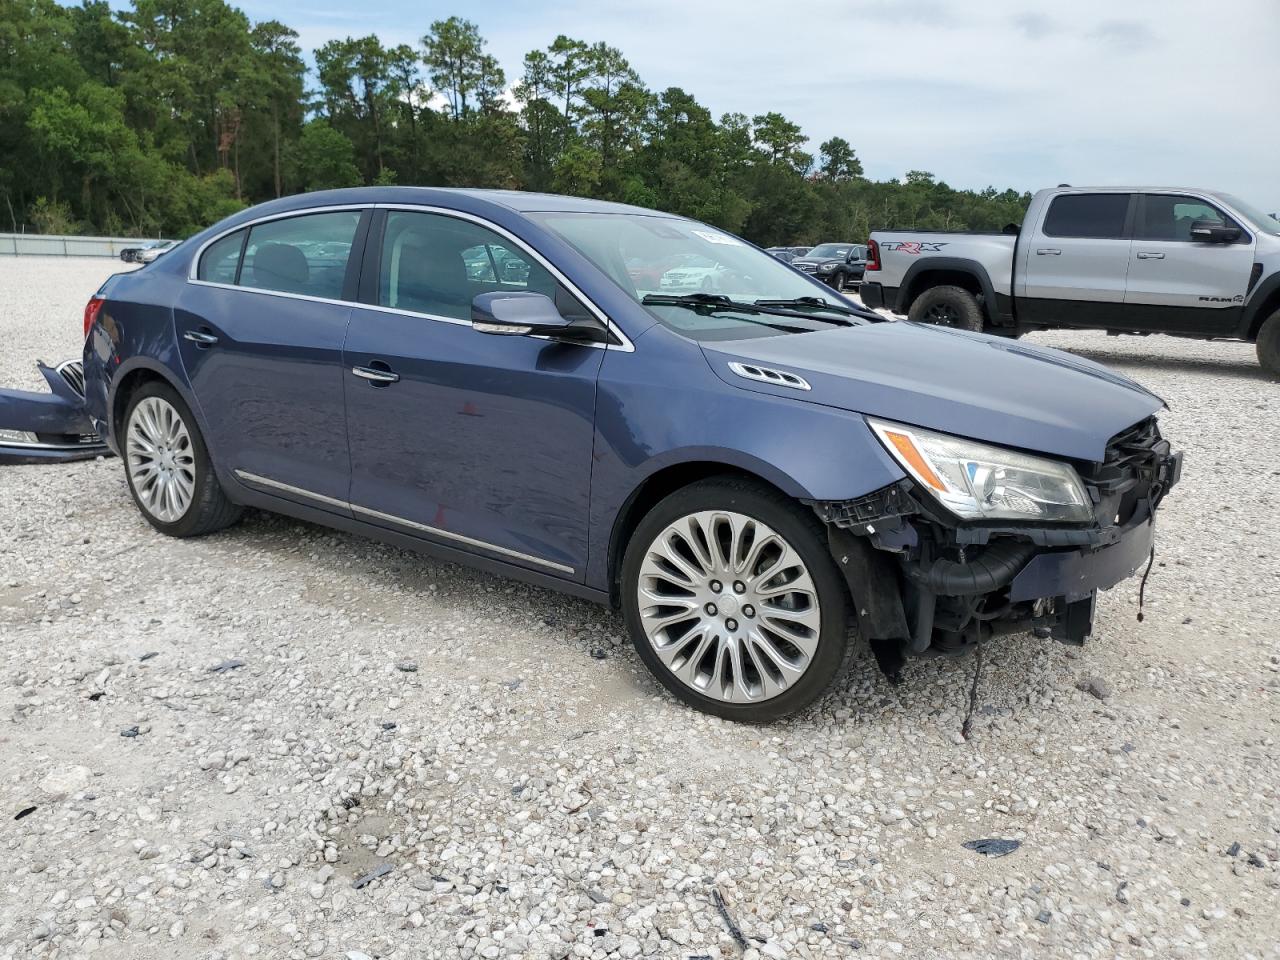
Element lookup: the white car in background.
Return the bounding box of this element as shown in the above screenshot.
[137,239,180,263]
[659,254,730,293]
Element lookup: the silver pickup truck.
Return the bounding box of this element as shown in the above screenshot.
[861,186,1280,375]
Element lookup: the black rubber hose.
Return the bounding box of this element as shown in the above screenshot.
[920,540,1038,596]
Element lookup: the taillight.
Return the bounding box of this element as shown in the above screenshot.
[83,296,104,338]
[866,239,881,272]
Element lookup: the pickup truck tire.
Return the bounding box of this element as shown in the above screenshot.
[1257,310,1280,378]
[907,285,984,333]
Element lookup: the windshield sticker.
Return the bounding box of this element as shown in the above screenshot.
[692,230,743,246]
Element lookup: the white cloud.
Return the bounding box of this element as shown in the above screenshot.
[251,0,1280,208]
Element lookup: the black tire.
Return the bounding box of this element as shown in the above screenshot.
[907,284,985,332]
[830,270,847,291]
[121,381,242,538]
[621,476,853,722]
[1257,310,1280,378]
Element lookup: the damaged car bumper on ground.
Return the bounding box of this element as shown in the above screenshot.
[0,359,111,465]
[813,416,1183,678]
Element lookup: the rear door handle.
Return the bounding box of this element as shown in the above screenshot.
[1036,248,1061,256]
[1136,251,1166,260]
[183,330,219,346]
[352,365,400,385]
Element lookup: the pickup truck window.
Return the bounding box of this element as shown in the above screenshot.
[1042,193,1131,239]
[1138,195,1242,242]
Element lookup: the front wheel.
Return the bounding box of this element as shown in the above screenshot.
[1257,309,1280,378]
[621,478,853,721]
[122,381,242,537]
[830,271,847,291]
[907,284,985,332]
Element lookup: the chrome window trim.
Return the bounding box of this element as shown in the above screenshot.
[185,201,634,352]
[233,469,575,576]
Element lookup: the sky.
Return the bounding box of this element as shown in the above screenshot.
[207,0,1280,209]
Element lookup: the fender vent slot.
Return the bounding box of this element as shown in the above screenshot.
[727,362,811,391]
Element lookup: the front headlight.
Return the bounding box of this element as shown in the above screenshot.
[869,418,1092,522]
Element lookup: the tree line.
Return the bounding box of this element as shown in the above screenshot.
[1,0,1033,243]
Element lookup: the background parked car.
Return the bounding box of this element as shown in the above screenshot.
[137,239,180,263]
[790,243,867,289]
[765,246,813,264]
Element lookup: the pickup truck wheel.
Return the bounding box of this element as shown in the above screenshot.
[1257,310,1280,378]
[908,285,985,332]
[622,477,853,722]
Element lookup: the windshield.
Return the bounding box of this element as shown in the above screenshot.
[807,244,852,259]
[1219,193,1280,236]
[531,212,860,341]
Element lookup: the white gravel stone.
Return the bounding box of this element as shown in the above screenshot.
[0,257,1277,959]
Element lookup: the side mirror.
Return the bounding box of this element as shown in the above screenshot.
[471,291,610,344]
[471,291,572,336]
[1189,219,1242,243]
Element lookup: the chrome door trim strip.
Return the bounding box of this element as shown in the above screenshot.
[184,201,634,353]
[349,503,575,575]
[234,469,351,510]
[233,469,575,575]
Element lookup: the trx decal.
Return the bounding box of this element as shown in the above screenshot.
[880,241,949,255]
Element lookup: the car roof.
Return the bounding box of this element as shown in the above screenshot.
[247,186,671,217]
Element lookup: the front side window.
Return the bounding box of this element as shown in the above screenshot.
[1042,194,1132,239]
[240,211,361,298]
[1139,195,1243,242]
[197,229,244,283]
[378,211,566,321]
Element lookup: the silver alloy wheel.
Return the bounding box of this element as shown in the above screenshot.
[126,396,196,523]
[637,510,822,704]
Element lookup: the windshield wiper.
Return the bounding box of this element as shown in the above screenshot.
[753,296,870,324]
[640,294,813,333]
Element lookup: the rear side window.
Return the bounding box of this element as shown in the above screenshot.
[1138,195,1243,241]
[1042,194,1131,239]
[377,211,577,322]
[197,230,245,283]
[240,211,361,299]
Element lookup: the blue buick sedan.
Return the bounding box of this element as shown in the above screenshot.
[80,188,1181,720]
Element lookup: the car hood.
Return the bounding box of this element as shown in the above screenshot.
[792,258,835,268]
[702,322,1164,462]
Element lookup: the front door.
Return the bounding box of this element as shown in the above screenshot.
[1019,192,1134,328]
[1123,194,1254,335]
[343,209,605,580]
[175,208,367,508]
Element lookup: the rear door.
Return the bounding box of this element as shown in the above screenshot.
[1123,193,1254,334]
[176,207,369,509]
[342,208,606,580]
[1020,192,1134,327]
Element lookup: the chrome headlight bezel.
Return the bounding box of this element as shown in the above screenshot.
[868,418,1093,523]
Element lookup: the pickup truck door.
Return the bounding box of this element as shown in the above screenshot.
[1122,194,1254,335]
[1019,192,1134,328]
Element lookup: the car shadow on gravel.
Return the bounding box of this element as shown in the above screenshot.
[1061,348,1270,381]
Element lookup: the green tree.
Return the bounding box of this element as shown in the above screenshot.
[422,17,504,120]
[294,119,362,191]
[819,136,863,181]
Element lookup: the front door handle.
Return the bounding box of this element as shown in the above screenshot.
[183,330,219,346]
[1136,251,1166,260]
[1036,248,1062,256]
[352,364,400,385]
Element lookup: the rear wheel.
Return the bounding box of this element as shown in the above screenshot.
[1257,309,1280,378]
[621,478,852,722]
[908,284,985,332]
[122,381,242,537]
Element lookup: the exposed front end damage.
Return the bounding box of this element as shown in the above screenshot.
[0,360,111,465]
[811,418,1183,680]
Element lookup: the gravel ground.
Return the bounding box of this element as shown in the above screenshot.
[1,256,1278,960]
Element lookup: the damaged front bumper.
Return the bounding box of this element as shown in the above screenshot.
[812,418,1183,677]
[0,360,110,465]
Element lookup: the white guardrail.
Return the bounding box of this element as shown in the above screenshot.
[0,233,167,258]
